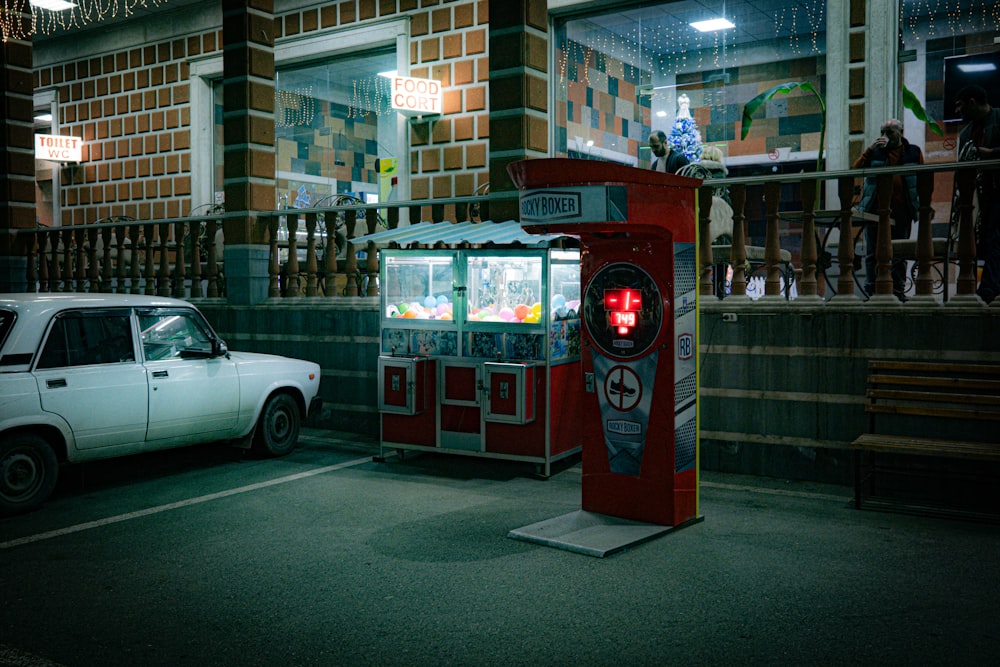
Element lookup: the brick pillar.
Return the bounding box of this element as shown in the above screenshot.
[0,9,34,293]
[488,0,548,221]
[222,0,276,304]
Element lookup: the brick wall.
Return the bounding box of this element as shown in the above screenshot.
[278,0,489,214]
[36,33,220,225]
[34,0,488,227]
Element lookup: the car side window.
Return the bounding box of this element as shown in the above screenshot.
[36,309,136,369]
[0,309,14,349]
[138,309,213,361]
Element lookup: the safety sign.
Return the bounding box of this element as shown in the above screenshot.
[603,365,642,412]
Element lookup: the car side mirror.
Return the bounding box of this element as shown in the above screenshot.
[212,338,229,358]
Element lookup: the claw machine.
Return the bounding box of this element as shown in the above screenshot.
[364,222,583,476]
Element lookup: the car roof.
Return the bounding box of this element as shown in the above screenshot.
[0,294,201,368]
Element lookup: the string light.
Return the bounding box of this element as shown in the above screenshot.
[348,75,394,119]
[899,0,1000,46]
[2,0,170,42]
[275,87,315,128]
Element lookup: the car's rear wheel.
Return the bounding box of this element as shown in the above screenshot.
[253,393,301,456]
[0,433,59,516]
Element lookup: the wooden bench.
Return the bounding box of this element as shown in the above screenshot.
[851,360,1000,520]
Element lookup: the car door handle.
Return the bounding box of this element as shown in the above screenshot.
[46,378,68,388]
[152,370,169,378]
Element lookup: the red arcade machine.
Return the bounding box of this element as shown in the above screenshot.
[365,223,585,477]
[508,158,701,535]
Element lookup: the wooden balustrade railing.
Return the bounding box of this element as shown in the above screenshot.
[701,160,997,304]
[15,162,998,306]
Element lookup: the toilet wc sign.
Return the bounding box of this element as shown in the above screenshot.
[36,134,82,162]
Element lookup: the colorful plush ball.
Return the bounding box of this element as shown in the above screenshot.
[499,307,516,321]
[436,294,449,305]
[423,295,438,309]
[551,294,566,309]
[386,305,400,318]
[531,302,542,316]
[440,311,453,320]
[523,313,540,323]
[402,309,417,319]
[567,299,581,311]
[514,304,531,320]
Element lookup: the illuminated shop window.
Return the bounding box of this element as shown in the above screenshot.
[899,1,1000,165]
[194,20,409,212]
[553,0,828,173]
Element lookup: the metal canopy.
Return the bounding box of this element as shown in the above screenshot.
[350,220,574,248]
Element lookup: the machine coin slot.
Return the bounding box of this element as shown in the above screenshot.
[500,381,509,399]
[392,375,400,392]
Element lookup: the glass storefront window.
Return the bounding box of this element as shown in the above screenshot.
[275,49,398,209]
[553,0,827,175]
[211,49,401,208]
[899,1,1000,165]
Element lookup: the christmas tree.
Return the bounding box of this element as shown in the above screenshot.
[668,94,703,162]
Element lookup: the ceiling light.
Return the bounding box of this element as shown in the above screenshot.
[957,63,997,73]
[690,18,736,32]
[35,114,53,122]
[378,70,398,78]
[30,0,77,10]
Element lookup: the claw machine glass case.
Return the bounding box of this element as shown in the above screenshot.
[376,245,583,476]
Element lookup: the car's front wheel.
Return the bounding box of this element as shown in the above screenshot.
[253,393,301,456]
[1,433,59,516]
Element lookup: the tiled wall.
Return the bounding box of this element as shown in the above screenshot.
[37,36,211,224]
[558,40,650,162]
[273,99,380,203]
[680,56,826,160]
[555,41,826,166]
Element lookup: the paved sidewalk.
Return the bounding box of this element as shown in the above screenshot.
[1,428,997,666]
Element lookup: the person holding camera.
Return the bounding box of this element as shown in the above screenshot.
[853,118,924,301]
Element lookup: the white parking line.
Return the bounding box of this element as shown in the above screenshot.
[701,480,849,502]
[1,456,371,550]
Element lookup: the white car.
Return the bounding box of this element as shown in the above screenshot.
[0,294,322,516]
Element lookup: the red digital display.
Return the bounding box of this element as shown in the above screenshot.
[609,311,637,328]
[604,289,642,311]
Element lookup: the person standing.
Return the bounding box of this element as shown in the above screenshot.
[954,85,1000,304]
[648,130,689,174]
[853,118,924,301]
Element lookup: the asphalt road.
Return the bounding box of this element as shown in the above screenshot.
[1,429,998,666]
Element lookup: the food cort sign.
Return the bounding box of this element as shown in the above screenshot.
[391,76,442,116]
[35,134,83,162]
[519,186,628,225]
